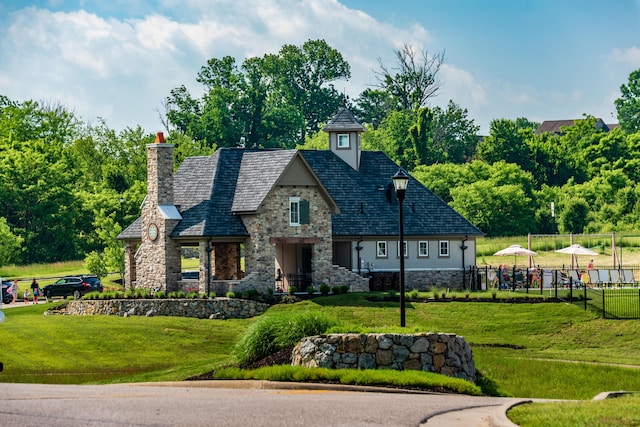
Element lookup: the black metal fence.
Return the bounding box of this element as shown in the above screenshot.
[467,265,640,319]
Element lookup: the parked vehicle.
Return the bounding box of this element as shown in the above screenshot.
[1,280,13,304]
[41,276,103,299]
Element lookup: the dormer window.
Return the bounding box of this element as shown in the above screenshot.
[337,133,350,149]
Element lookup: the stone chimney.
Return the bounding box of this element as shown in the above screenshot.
[147,131,174,206]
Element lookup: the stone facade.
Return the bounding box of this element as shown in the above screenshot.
[240,186,334,291]
[292,333,476,383]
[405,270,465,290]
[134,141,182,292]
[46,298,268,319]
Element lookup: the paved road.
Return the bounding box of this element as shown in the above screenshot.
[0,381,527,426]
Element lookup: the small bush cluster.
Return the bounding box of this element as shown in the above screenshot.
[233,312,339,366]
[331,285,349,294]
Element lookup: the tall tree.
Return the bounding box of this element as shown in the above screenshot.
[615,68,640,133]
[476,118,536,170]
[264,39,350,143]
[353,88,395,128]
[375,44,446,111]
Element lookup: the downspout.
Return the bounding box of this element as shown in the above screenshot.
[356,237,364,276]
[461,235,469,289]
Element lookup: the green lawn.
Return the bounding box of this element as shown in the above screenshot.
[1,292,639,400]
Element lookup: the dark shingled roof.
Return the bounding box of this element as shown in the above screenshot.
[323,106,365,132]
[301,150,482,237]
[535,118,613,135]
[232,150,297,213]
[119,148,482,240]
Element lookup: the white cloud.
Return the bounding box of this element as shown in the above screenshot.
[0,0,476,133]
[609,47,640,67]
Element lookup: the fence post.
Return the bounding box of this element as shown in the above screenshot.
[602,289,606,319]
[569,277,573,304]
[584,283,587,310]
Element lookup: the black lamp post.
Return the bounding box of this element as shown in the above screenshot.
[392,169,409,327]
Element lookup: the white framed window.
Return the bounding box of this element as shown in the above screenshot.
[289,197,300,226]
[397,241,408,258]
[418,241,429,257]
[337,133,350,148]
[376,241,387,258]
[439,240,450,257]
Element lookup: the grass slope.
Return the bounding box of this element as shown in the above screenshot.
[0,292,639,401]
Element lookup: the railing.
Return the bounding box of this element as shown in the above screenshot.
[467,265,640,319]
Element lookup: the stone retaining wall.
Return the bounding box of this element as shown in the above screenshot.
[46,298,268,319]
[292,333,476,382]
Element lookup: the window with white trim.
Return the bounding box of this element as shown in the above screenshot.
[418,241,429,257]
[376,241,387,258]
[439,240,450,257]
[289,197,300,226]
[397,241,408,258]
[337,133,350,148]
[290,197,309,226]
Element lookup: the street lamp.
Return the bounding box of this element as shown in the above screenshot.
[392,169,409,327]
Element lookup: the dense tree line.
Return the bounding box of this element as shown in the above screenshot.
[1,39,640,270]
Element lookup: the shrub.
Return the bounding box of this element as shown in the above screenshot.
[408,289,419,300]
[388,289,397,298]
[319,284,330,295]
[340,285,349,294]
[187,291,199,299]
[233,312,339,366]
[124,290,135,299]
[331,286,341,294]
[242,288,260,300]
[226,291,236,298]
[154,291,166,299]
[288,286,298,295]
[306,285,315,295]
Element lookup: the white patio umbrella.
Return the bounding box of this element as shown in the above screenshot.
[555,244,598,269]
[494,245,537,265]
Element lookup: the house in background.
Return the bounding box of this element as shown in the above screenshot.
[535,118,619,135]
[118,106,482,295]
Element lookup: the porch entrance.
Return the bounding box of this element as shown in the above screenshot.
[271,237,319,292]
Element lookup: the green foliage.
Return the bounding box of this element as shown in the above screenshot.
[559,197,590,233]
[212,365,482,396]
[84,251,108,278]
[233,311,338,365]
[319,284,331,295]
[241,288,260,300]
[615,68,640,133]
[288,286,298,295]
[226,291,236,298]
[0,216,23,265]
[153,291,166,299]
[306,285,315,294]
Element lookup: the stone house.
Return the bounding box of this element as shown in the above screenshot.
[118,107,482,295]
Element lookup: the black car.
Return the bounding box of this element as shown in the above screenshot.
[42,275,103,299]
[2,280,13,304]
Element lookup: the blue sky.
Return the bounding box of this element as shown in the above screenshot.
[1,0,639,135]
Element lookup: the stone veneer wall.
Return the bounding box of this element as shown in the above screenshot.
[292,333,476,383]
[406,270,465,290]
[241,186,334,291]
[46,298,268,320]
